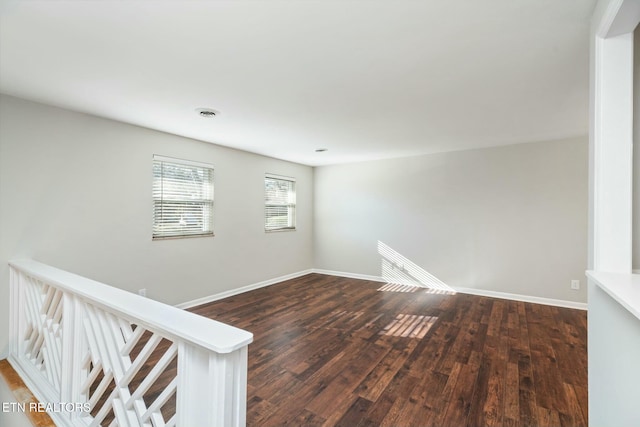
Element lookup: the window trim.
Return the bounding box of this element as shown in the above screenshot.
[264,173,296,233]
[152,155,215,240]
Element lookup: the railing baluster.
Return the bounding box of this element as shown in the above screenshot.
[126,343,177,406]
[120,324,146,357]
[120,334,162,385]
[142,377,177,421]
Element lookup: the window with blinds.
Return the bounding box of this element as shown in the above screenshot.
[152,156,214,239]
[265,174,296,232]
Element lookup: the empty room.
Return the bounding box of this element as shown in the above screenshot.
[0,1,639,427]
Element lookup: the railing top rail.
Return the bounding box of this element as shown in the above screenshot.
[9,259,253,353]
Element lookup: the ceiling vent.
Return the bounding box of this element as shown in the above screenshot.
[196,108,219,118]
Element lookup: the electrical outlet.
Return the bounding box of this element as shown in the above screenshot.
[138,288,147,297]
[570,280,580,290]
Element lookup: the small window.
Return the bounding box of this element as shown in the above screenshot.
[265,174,296,232]
[153,155,214,239]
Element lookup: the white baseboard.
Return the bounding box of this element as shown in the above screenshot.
[176,269,314,309]
[313,269,587,310]
[177,268,587,311]
[312,269,387,283]
[633,269,640,274]
[456,287,587,310]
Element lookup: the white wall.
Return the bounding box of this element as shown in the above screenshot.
[634,27,640,271]
[0,94,314,357]
[314,137,588,303]
[588,280,640,427]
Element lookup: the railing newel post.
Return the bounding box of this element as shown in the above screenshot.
[177,342,249,427]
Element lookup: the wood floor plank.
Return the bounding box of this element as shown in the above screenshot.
[441,350,482,427]
[334,397,373,427]
[466,353,492,427]
[305,340,389,415]
[504,362,520,425]
[484,358,507,427]
[319,393,360,427]
[428,360,462,425]
[188,273,587,427]
[362,369,420,426]
[517,353,539,427]
[291,409,327,427]
[561,382,587,427]
[402,369,448,426]
[537,406,562,427]
[245,395,277,426]
[573,383,589,424]
[355,347,411,402]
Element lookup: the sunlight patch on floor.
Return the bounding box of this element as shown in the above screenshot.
[379,314,437,338]
[377,283,419,293]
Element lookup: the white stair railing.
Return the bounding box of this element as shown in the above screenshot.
[8,259,253,427]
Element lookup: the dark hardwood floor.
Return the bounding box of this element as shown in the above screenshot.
[190,274,588,427]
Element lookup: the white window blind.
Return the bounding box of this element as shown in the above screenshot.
[153,156,214,239]
[265,174,296,232]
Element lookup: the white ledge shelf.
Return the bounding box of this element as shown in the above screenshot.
[587,270,640,321]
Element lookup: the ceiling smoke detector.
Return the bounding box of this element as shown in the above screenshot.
[196,108,219,118]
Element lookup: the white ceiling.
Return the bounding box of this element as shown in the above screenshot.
[0,0,596,166]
